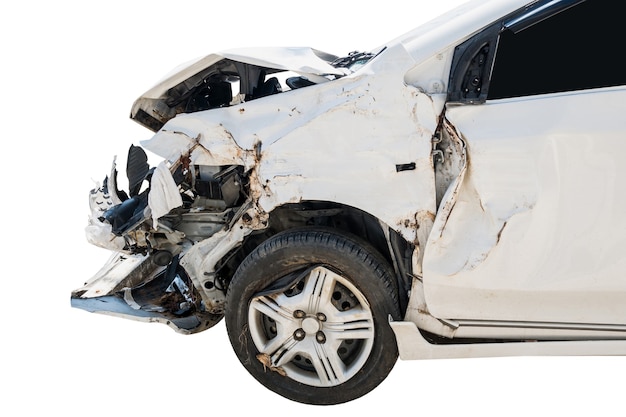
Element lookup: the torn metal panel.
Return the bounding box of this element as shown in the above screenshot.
[76,252,150,298]
[140,121,255,168]
[402,117,467,333]
[178,213,263,315]
[71,253,221,334]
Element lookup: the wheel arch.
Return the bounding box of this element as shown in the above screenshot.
[217,200,414,313]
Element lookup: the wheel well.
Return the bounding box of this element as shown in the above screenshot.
[216,201,413,312]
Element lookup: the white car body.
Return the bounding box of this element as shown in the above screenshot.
[72,0,626,404]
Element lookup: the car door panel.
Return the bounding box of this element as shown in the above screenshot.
[423,87,626,325]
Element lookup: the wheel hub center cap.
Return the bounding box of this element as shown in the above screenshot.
[301,317,320,334]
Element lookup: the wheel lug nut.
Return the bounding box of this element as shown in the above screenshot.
[294,310,306,319]
[294,329,305,341]
[316,313,327,322]
[316,331,326,344]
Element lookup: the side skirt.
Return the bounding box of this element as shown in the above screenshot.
[389,319,626,360]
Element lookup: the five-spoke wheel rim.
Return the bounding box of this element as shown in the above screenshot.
[248,266,374,387]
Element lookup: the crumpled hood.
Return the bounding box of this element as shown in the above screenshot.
[130,47,347,131]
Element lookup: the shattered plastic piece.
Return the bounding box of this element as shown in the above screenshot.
[126,145,150,197]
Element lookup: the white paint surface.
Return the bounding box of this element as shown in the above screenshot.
[4,1,625,416]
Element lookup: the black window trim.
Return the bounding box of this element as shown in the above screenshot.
[504,0,585,34]
[447,0,587,104]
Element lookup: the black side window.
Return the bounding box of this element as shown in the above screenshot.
[488,0,625,99]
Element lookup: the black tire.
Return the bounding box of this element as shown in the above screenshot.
[225,229,401,405]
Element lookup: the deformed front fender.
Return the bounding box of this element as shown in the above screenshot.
[142,42,441,248]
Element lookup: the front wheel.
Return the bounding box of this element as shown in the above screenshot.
[225,229,401,404]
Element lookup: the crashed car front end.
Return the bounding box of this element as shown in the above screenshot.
[71,0,626,405]
[71,44,441,334]
[73,142,253,333]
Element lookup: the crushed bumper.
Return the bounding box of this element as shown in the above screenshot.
[71,252,222,334]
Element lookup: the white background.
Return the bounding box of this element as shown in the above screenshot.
[1,1,622,415]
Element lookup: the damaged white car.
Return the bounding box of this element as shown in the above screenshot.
[72,0,626,405]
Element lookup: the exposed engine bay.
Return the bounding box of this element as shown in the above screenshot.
[77,143,249,332]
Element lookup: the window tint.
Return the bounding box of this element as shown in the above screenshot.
[488,0,625,100]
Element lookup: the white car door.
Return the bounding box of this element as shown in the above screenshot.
[423,0,626,326]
